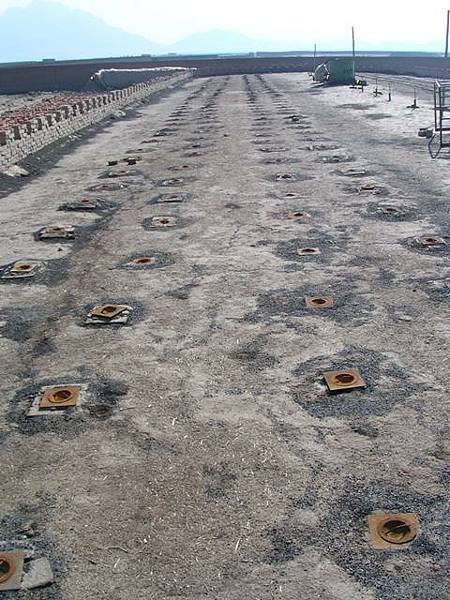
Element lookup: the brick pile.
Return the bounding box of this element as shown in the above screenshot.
[0,92,96,130]
[0,70,194,169]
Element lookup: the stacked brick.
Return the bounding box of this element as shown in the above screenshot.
[0,70,193,169]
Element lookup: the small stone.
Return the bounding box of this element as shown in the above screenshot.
[2,165,30,177]
[21,558,54,590]
[110,110,126,120]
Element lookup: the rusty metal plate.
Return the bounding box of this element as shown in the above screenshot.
[323,369,366,393]
[151,216,177,228]
[360,182,377,192]
[28,383,86,417]
[106,170,130,178]
[128,256,157,267]
[153,193,186,204]
[62,197,98,210]
[368,513,418,550]
[39,385,80,409]
[417,236,446,247]
[90,304,129,320]
[0,552,25,591]
[339,167,368,177]
[378,206,401,216]
[1,261,40,280]
[297,247,321,256]
[259,147,288,153]
[305,296,333,309]
[88,183,128,192]
[161,178,184,187]
[38,226,75,240]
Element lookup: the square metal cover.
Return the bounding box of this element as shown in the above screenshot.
[323,369,366,393]
[2,261,40,279]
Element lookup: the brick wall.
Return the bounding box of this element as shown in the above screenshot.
[0,70,193,169]
[1,56,450,94]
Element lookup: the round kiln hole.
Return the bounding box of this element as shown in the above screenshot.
[334,373,356,385]
[0,557,14,583]
[49,389,73,404]
[378,519,416,545]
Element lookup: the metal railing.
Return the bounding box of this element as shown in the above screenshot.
[431,80,450,157]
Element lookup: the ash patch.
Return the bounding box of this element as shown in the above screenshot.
[0,257,70,288]
[125,147,155,153]
[270,173,315,183]
[86,182,128,192]
[31,337,56,358]
[148,192,192,205]
[119,251,174,270]
[7,374,128,437]
[337,103,376,110]
[318,153,354,164]
[341,182,391,196]
[33,225,80,244]
[245,286,373,328]
[253,139,274,146]
[97,169,143,181]
[134,434,180,455]
[0,308,38,342]
[366,113,392,120]
[291,347,429,418]
[403,236,450,256]
[228,338,279,371]
[262,157,299,165]
[306,143,342,151]
[142,215,188,231]
[271,236,348,270]
[58,198,116,213]
[154,176,195,188]
[165,282,198,300]
[0,498,65,599]
[268,481,449,600]
[414,277,450,302]
[365,202,418,222]
[203,462,237,500]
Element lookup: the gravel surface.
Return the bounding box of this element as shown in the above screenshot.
[0,73,449,599]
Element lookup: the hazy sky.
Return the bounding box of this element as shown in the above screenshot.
[0,0,449,48]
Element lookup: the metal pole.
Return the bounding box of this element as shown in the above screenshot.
[352,26,356,79]
[445,10,450,58]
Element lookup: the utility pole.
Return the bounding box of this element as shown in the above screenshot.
[446,10,450,58]
[352,26,356,77]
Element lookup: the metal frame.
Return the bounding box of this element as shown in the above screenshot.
[431,80,450,157]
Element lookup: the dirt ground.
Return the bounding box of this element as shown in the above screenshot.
[0,73,449,600]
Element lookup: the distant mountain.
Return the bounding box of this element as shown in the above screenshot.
[0,1,292,63]
[0,0,165,62]
[169,29,287,55]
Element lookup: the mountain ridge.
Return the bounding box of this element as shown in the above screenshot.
[0,1,286,62]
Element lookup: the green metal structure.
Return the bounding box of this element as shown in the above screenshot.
[314,58,356,85]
